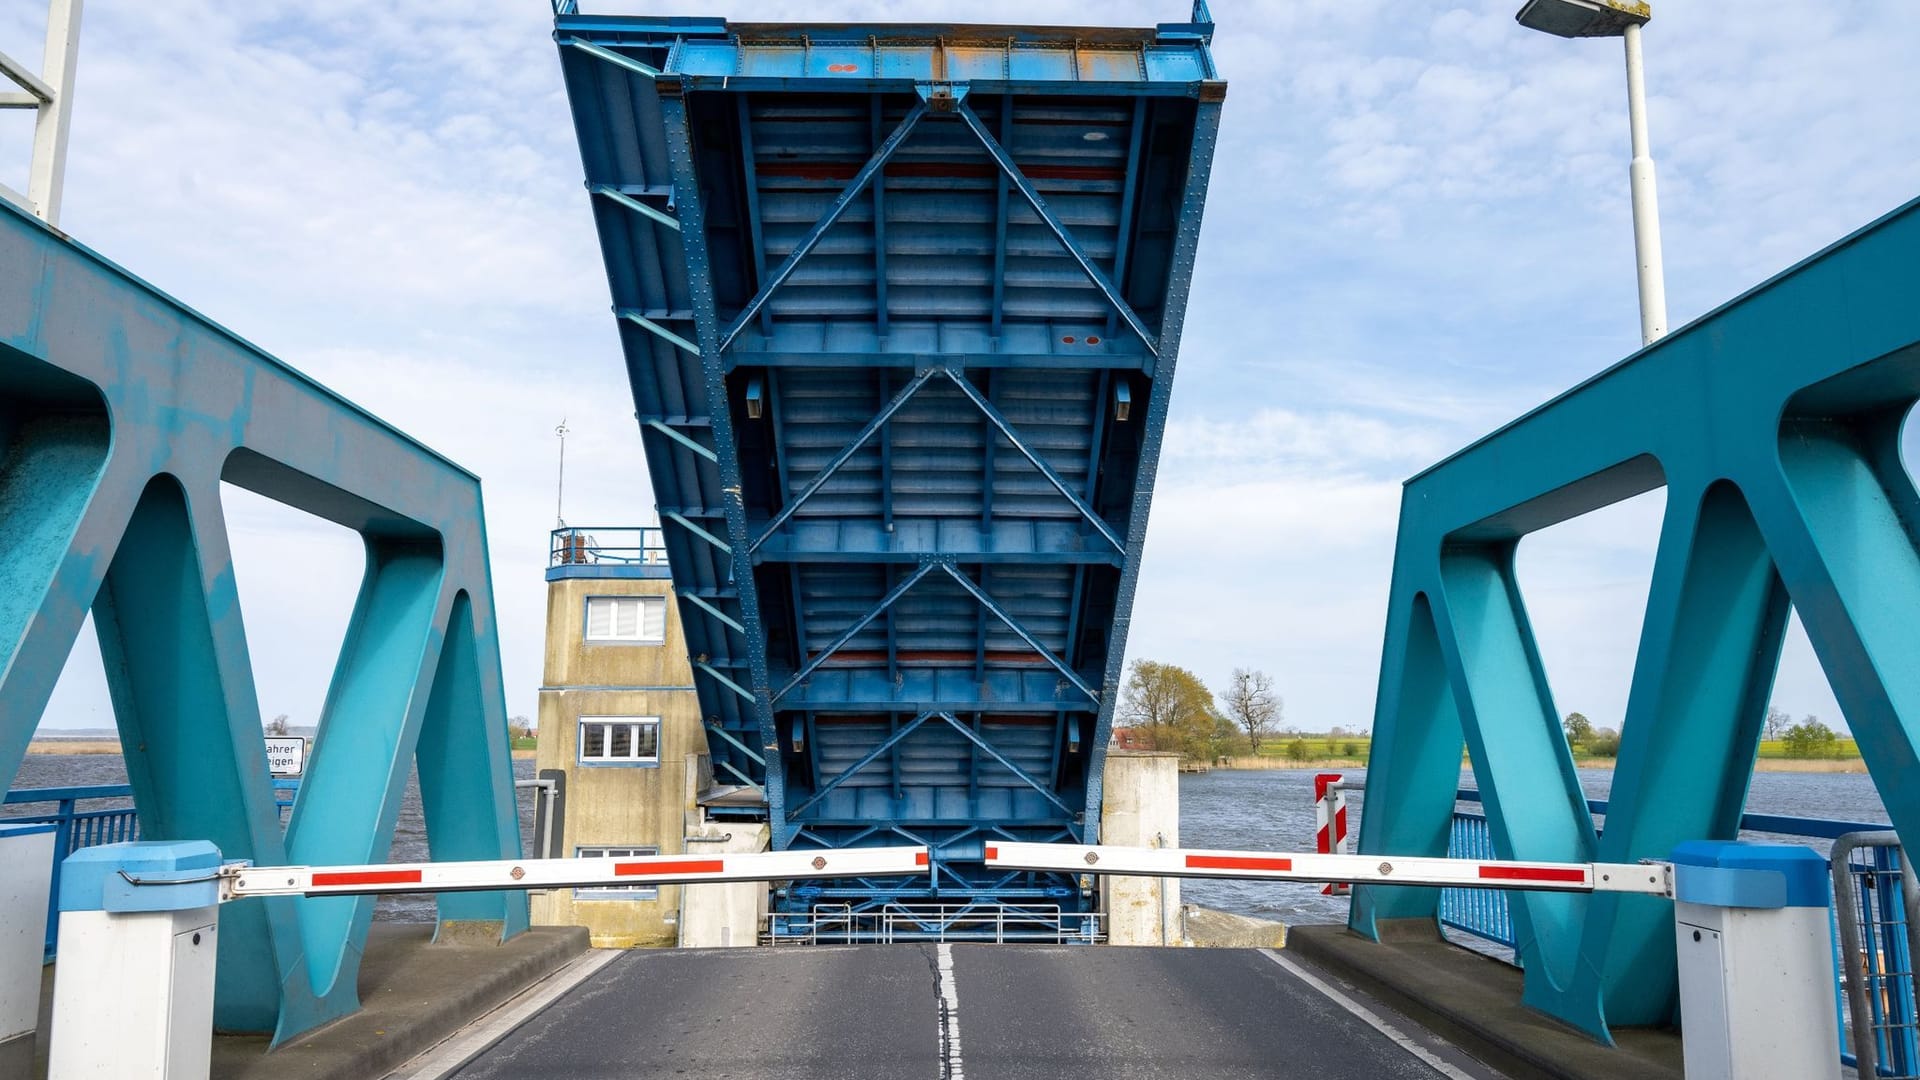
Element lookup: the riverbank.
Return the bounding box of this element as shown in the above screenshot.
[26,741,541,761]
[1218,754,1866,774]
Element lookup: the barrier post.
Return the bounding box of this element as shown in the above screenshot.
[1313,773,1350,896]
[48,841,223,1080]
[1671,841,1839,1080]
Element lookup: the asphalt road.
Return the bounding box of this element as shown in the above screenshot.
[451,945,1504,1080]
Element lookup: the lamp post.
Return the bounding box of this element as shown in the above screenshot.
[1516,0,1667,345]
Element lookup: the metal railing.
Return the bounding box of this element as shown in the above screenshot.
[1441,807,1515,950]
[1833,832,1920,1078]
[767,903,1104,945]
[550,525,668,568]
[3,785,139,957]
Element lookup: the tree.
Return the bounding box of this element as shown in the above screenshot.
[1220,668,1280,753]
[1562,712,1593,745]
[1119,660,1219,761]
[265,713,290,737]
[1763,707,1791,742]
[1589,728,1622,758]
[509,714,535,742]
[1286,736,1310,762]
[1783,717,1838,759]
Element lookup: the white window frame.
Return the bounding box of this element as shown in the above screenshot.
[583,595,667,645]
[574,845,660,900]
[578,716,662,766]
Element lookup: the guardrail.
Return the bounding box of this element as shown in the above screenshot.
[767,902,1104,945]
[549,525,667,568]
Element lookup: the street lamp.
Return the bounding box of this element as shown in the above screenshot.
[1516,0,1667,345]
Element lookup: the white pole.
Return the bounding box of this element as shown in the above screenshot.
[1622,21,1667,345]
[27,0,83,228]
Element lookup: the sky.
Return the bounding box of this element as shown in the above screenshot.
[7,1,1920,741]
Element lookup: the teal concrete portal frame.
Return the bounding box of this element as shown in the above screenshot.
[0,196,526,1043]
[1354,195,1920,1041]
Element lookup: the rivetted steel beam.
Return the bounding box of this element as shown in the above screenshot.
[681,590,746,633]
[774,559,938,702]
[643,418,719,462]
[706,721,768,766]
[786,710,940,820]
[750,366,938,552]
[694,659,756,703]
[941,368,1125,553]
[618,308,700,356]
[940,564,1098,702]
[952,99,1159,357]
[664,510,731,556]
[718,100,931,353]
[934,712,1078,819]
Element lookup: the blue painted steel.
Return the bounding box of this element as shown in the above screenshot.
[7,784,142,956]
[1671,841,1832,909]
[0,195,526,1043]
[552,6,1223,919]
[1357,196,1920,1040]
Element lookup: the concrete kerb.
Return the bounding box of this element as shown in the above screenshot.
[1285,923,1682,1080]
[205,924,589,1080]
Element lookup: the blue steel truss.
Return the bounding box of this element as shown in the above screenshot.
[0,196,526,1043]
[551,5,1224,916]
[1354,195,1920,1041]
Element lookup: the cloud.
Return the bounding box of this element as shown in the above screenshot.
[14,0,1914,742]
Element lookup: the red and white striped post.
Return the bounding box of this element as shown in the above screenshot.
[1313,772,1351,896]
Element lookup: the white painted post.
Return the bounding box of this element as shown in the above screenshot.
[47,841,222,1080]
[0,825,55,1077]
[1622,20,1667,345]
[1671,842,1839,1080]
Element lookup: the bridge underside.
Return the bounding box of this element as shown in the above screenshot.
[553,8,1224,925]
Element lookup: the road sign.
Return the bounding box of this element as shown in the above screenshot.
[265,737,307,777]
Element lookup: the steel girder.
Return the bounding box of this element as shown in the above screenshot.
[0,198,526,1042]
[1355,195,1920,1041]
[552,6,1224,911]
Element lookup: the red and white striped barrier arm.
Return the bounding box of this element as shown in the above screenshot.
[984,842,1671,897]
[1313,772,1350,897]
[219,846,929,900]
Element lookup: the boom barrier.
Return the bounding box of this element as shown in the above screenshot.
[983,842,1672,896]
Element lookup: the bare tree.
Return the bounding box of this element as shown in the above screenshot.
[1220,668,1280,754]
[265,713,290,737]
[1763,707,1791,742]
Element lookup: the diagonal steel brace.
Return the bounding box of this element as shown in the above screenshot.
[952,100,1160,357]
[786,710,940,820]
[933,711,1079,819]
[940,564,1099,702]
[750,367,938,552]
[719,100,931,353]
[773,559,939,702]
[940,369,1125,552]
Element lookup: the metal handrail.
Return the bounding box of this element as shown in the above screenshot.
[1832,831,1920,1078]
[549,525,668,568]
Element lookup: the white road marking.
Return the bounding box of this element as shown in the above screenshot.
[936,943,966,1080]
[1261,949,1480,1080]
[386,948,623,1080]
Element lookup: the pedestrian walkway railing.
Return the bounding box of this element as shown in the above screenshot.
[1445,789,1909,1074]
[2,785,138,958]
[767,902,1105,945]
[1832,832,1920,1079]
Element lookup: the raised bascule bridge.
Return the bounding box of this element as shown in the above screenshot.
[551,4,1224,937]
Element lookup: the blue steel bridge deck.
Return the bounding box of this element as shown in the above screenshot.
[551,4,1223,923]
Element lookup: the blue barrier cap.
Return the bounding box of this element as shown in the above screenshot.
[60,840,224,913]
[1670,840,1829,910]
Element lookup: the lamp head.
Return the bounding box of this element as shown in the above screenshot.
[1515,0,1650,38]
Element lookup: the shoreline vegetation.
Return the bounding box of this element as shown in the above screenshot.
[1218,754,1866,774]
[26,739,540,761]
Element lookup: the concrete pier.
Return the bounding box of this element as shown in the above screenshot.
[1099,750,1182,945]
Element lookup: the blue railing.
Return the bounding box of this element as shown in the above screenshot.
[1446,790,1912,1074]
[550,526,667,568]
[6,781,301,958]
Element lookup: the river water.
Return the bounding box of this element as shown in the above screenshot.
[7,756,1895,927]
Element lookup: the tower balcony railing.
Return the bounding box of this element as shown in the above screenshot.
[550,526,668,569]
